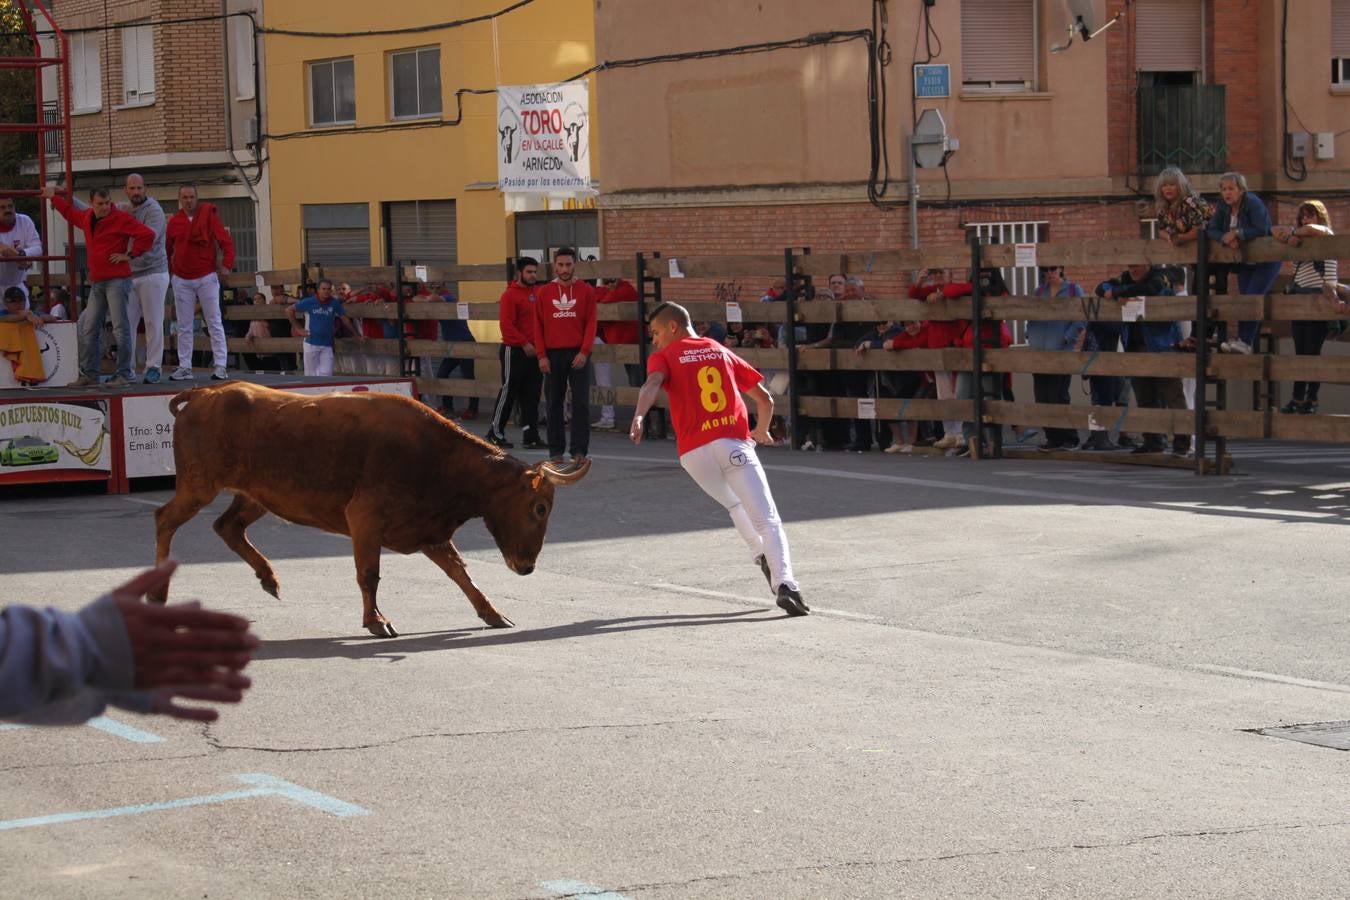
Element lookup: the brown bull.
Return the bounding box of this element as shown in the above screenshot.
[150,382,589,637]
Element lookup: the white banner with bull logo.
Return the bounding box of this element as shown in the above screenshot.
[497,82,591,193]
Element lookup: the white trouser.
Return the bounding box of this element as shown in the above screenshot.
[592,335,614,421]
[303,343,334,376]
[172,272,227,369]
[933,369,960,434]
[680,437,798,592]
[126,271,169,372]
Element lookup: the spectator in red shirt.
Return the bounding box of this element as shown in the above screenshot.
[534,246,597,464]
[486,257,544,449]
[165,184,235,382]
[594,276,643,430]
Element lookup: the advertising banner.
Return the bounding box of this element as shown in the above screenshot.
[122,381,416,479]
[0,321,78,389]
[497,82,591,193]
[0,400,111,475]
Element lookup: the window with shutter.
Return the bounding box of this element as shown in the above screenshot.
[303,204,371,267]
[1335,0,1350,84]
[1135,0,1203,73]
[232,15,255,100]
[120,22,154,105]
[961,0,1037,90]
[385,200,457,266]
[71,33,101,113]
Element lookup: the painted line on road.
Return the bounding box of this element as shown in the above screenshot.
[119,496,162,507]
[1154,501,1337,519]
[1191,665,1350,694]
[0,773,368,832]
[0,715,164,743]
[540,879,632,899]
[86,716,165,743]
[645,581,881,622]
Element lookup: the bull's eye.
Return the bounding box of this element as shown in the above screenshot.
[534,502,548,518]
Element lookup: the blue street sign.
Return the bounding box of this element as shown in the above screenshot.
[913,64,951,99]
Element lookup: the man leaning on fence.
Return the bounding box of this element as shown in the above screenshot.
[43,185,156,388]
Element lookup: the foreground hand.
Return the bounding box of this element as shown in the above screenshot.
[571,352,588,369]
[537,356,551,375]
[108,252,131,264]
[112,562,259,720]
[629,415,643,445]
[751,426,773,445]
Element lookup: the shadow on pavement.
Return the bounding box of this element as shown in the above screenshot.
[255,608,778,662]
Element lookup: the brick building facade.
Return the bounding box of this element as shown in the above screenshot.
[40,0,270,273]
[596,1,1348,302]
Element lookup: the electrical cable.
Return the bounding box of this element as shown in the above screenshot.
[1281,0,1307,181]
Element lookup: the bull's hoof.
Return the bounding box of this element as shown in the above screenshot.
[365,620,399,638]
[482,612,515,629]
[260,578,280,599]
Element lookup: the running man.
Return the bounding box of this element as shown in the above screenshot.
[629,301,808,616]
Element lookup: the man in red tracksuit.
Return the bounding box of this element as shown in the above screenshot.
[534,246,597,464]
[485,256,543,449]
[165,184,235,381]
[43,185,155,387]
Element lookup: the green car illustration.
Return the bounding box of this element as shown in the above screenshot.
[1,436,60,466]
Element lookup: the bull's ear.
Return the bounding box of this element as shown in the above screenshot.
[538,456,591,486]
[527,467,545,491]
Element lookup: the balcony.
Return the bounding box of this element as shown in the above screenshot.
[1136,83,1227,175]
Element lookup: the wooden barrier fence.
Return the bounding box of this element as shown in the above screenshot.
[212,235,1350,474]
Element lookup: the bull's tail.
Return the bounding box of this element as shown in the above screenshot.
[168,391,194,418]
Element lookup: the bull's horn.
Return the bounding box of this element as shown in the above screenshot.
[539,456,591,485]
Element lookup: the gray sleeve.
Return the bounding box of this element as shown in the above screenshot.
[0,593,136,724]
[143,201,166,238]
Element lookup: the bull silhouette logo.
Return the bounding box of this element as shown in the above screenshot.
[497,108,521,166]
[562,101,588,163]
[499,123,518,164]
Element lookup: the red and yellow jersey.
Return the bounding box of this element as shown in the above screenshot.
[648,336,764,455]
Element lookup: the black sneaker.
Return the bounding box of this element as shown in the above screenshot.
[776,584,810,617]
[485,431,513,449]
[521,433,545,449]
[1115,434,1139,450]
[754,554,773,593]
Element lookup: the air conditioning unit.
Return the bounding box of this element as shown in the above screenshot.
[244,118,259,146]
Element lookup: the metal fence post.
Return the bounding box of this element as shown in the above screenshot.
[1195,237,1210,474]
[969,236,985,458]
[394,258,408,377]
[783,247,800,450]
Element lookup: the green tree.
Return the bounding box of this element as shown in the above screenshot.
[0,0,40,218]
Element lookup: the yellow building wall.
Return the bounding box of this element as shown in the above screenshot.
[263,0,596,301]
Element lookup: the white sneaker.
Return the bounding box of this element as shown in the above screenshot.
[1220,339,1252,355]
[799,440,816,452]
[169,367,195,381]
[591,418,615,430]
[884,443,913,454]
[934,434,959,449]
[211,366,229,380]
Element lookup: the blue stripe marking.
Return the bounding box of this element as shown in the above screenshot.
[540,880,631,899]
[0,724,26,732]
[0,773,368,832]
[87,716,165,743]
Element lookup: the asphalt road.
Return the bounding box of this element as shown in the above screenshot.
[2,434,1349,898]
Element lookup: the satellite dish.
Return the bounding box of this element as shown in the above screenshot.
[1050,0,1120,53]
[912,108,950,170]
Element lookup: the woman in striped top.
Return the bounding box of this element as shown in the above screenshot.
[1274,200,1338,414]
